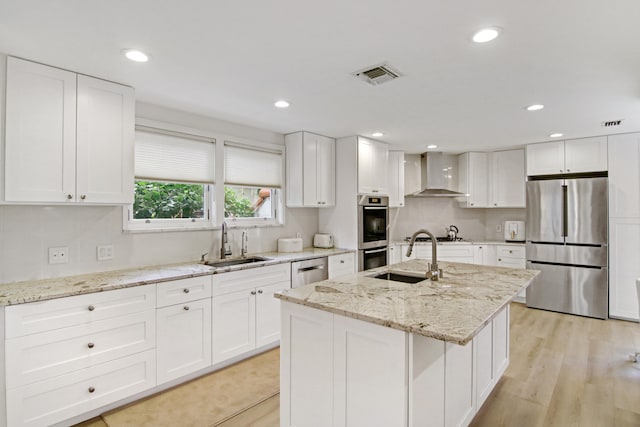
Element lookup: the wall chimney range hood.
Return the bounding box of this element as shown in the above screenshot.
[407,152,466,197]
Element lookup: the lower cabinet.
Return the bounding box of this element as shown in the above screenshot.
[495,245,527,302]
[328,252,356,279]
[609,218,640,320]
[388,244,402,265]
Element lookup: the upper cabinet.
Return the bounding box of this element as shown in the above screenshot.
[285,131,335,207]
[526,136,607,176]
[388,151,405,207]
[608,133,640,218]
[458,149,525,208]
[358,137,389,195]
[4,57,134,204]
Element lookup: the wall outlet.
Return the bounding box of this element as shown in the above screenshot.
[495,224,502,233]
[49,247,69,264]
[97,245,114,261]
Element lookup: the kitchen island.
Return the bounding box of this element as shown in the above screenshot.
[275,259,539,427]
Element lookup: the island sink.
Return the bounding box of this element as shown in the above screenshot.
[204,256,271,268]
[370,272,426,284]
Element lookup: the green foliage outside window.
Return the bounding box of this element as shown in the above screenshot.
[224,186,254,218]
[134,181,205,219]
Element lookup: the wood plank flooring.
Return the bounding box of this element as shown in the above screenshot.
[76,303,640,427]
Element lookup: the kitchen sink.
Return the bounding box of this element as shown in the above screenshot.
[204,256,271,268]
[369,272,427,284]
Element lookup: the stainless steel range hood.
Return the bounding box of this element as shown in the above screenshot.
[406,152,466,197]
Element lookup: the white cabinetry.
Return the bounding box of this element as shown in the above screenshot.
[4,56,134,204]
[156,276,212,384]
[388,151,405,207]
[608,133,640,218]
[526,136,607,176]
[285,131,335,207]
[328,252,355,279]
[5,285,156,427]
[495,245,527,302]
[458,150,525,208]
[212,263,290,363]
[490,149,526,207]
[358,137,389,195]
[388,244,402,265]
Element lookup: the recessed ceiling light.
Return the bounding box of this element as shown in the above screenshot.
[122,49,149,62]
[472,27,501,43]
[427,144,438,149]
[549,133,563,138]
[274,100,290,108]
[372,132,384,137]
[526,104,544,111]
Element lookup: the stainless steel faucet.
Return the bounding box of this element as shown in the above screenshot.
[220,221,232,259]
[241,230,248,258]
[406,229,443,281]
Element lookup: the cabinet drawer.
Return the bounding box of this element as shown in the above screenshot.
[157,276,212,308]
[212,263,290,296]
[439,245,475,258]
[496,245,525,259]
[6,285,156,338]
[7,350,156,427]
[497,258,525,269]
[6,310,156,388]
[328,253,355,279]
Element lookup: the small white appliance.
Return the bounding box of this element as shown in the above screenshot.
[313,233,334,248]
[504,221,525,242]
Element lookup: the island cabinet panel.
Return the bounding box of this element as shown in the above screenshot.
[445,341,476,427]
[410,336,445,427]
[474,324,494,409]
[280,302,334,427]
[332,315,408,427]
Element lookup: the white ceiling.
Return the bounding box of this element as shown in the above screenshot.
[1,0,639,153]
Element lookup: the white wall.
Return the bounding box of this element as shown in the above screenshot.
[0,102,319,284]
[389,197,525,242]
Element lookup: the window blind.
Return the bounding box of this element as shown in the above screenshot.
[135,128,215,184]
[224,142,282,188]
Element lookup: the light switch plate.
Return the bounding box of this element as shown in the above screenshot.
[97,245,114,261]
[49,247,69,264]
[495,224,502,233]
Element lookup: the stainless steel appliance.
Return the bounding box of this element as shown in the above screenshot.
[357,196,389,271]
[291,257,328,288]
[525,176,608,319]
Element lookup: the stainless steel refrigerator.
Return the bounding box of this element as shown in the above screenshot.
[525,176,608,319]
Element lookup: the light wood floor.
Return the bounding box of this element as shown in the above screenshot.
[77,303,640,427]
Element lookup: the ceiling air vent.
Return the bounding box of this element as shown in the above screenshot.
[601,119,624,127]
[352,63,402,86]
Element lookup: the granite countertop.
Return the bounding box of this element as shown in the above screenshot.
[0,247,353,306]
[275,259,539,345]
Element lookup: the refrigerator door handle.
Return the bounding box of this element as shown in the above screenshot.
[562,184,568,238]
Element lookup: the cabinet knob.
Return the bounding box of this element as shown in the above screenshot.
[88,387,95,393]
[399,203,403,206]
[509,250,513,254]
[183,288,190,294]
[87,342,95,349]
[494,203,498,206]
[498,258,502,261]
[318,201,321,205]
[258,289,263,294]
[566,169,570,172]
[80,195,86,200]
[470,203,474,206]
[88,305,95,311]
[340,260,345,263]
[560,169,563,172]
[67,194,73,200]
[251,290,256,295]
[183,305,190,311]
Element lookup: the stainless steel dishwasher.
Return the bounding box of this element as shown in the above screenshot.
[291,257,328,288]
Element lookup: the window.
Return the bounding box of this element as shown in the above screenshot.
[224,142,283,226]
[126,126,216,231]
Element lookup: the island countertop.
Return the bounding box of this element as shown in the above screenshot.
[275,259,540,345]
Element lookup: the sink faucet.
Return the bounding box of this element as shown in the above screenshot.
[241,230,248,258]
[220,221,232,259]
[406,229,443,281]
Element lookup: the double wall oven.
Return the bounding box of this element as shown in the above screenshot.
[358,196,389,271]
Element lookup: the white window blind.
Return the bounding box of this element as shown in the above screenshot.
[135,127,215,184]
[224,142,282,188]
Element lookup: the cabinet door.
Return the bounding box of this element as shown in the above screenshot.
[445,340,475,427]
[473,245,486,265]
[76,75,135,204]
[388,151,405,207]
[157,298,212,384]
[608,133,640,218]
[256,282,288,347]
[526,141,565,175]
[316,135,336,206]
[328,252,356,279]
[609,218,640,320]
[459,152,489,208]
[564,136,607,173]
[475,322,494,409]
[212,290,256,363]
[493,306,509,378]
[358,137,375,194]
[388,245,402,265]
[491,149,525,207]
[5,57,77,202]
[302,133,320,206]
[373,140,390,195]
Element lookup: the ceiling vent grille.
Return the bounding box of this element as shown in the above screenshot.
[601,119,624,127]
[353,63,402,86]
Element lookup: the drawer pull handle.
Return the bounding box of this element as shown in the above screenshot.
[67,194,73,200]
[183,288,190,294]
[251,291,256,295]
[88,305,95,312]
[184,305,190,311]
[87,342,95,349]
[340,260,344,264]
[88,387,95,393]
[498,258,502,261]
[258,289,263,294]
[80,194,86,200]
